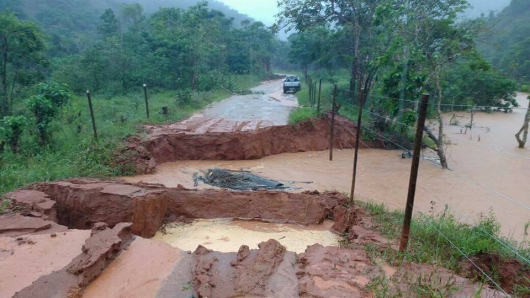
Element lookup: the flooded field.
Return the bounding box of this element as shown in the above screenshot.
[126,92,530,242]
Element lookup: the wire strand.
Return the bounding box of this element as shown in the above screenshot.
[432,225,511,297]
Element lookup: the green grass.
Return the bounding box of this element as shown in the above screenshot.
[0,74,263,195]
[288,107,319,125]
[357,200,530,295]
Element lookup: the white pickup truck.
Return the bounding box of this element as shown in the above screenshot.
[283,76,301,93]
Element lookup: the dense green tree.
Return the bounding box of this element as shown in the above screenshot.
[277,0,387,103]
[0,115,27,153]
[0,12,47,116]
[26,82,71,146]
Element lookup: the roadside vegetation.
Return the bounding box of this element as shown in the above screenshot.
[0,75,263,195]
[352,201,530,296]
[0,1,279,195]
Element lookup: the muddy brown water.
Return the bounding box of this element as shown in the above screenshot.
[156,219,339,254]
[126,90,530,242]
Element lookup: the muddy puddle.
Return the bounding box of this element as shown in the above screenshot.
[126,93,530,241]
[155,219,339,253]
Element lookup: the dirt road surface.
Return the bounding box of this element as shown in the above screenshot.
[147,79,298,135]
[127,87,530,241]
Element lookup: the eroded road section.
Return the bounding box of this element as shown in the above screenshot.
[147,79,298,135]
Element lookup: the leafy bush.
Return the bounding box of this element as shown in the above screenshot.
[176,89,192,106]
[0,115,27,153]
[26,83,72,146]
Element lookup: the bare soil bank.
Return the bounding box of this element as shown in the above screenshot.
[0,179,520,297]
[119,115,370,174]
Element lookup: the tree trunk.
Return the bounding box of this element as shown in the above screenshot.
[434,72,449,169]
[354,23,362,107]
[1,39,8,116]
[515,98,530,148]
[398,47,409,124]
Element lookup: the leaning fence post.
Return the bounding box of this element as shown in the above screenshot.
[143,84,150,119]
[399,93,430,252]
[350,88,365,203]
[317,79,322,114]
[86,90,98,141]
[329,84,338,161]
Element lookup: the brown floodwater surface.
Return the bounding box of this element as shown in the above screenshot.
[125,93,530,242]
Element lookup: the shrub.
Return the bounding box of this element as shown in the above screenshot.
[0,115,27,153]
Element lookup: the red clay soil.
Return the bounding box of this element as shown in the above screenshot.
[461,252,530,293]
[12,222,133,298]
[0,180,509,297]
[297,244,381,297]
[26,179,352,238]
[192,240,295,297]
[119,115,368,174]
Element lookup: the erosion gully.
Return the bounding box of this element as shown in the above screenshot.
[1,79,527,297]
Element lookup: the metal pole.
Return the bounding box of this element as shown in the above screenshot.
[86,90,98,141]
[309,78,313,108]
[399,93,430,252]
[317,79,322,114]
[143,84,150,118]
[329,84,337,161]
[350,88,364,203]
[313,81,317,106]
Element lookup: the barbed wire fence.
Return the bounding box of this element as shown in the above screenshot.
[303,78,529,296]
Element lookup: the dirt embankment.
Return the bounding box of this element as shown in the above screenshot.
[1,180,518,297]
[119,115,369,174]
[28,179,347,238]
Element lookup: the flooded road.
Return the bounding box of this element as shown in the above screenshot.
[148,79,298,134]
[126,87,530,242]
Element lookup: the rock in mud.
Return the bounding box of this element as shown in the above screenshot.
[0,213,67,237]
[13,222,134,298]
[4,190,57,221]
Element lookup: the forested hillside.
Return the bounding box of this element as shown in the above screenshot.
[478,0,530,85]
[0,0,278,108]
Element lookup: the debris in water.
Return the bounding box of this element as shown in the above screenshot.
[193,169,289,191]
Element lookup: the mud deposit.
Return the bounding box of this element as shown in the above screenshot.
[156,219,339,253]
[0,180,508,297]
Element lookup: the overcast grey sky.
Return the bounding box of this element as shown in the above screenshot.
[218,0,511,25]
[219,0,279,25]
